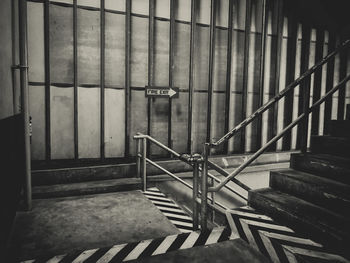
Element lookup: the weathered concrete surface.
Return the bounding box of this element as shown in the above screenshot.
[129,238,269,263]
[8,191,179,262]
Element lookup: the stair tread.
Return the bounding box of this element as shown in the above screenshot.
[272,168,350,198]
[249,188,350,243]
[311,136,350,158]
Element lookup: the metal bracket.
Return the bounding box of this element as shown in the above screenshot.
[12,64,29,70]
[179,153,204,165]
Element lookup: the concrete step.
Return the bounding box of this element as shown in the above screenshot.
[270,168,350,216]
[31,151,294,186]
[310,135,350,158]
[290,153,350,185]
[329,120,350,137]
[32,178,142,199]
[248,188,350,257]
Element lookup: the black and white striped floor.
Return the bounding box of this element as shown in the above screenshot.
[21,227,230,263]
[142,187,194,233]
[226,206,350,263]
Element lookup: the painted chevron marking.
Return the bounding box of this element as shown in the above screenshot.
[226,206,350,263]
[143,187,194,233]
[20,227,230,263]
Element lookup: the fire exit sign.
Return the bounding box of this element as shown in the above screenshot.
[145,86,179,99]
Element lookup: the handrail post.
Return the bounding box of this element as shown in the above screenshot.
[200,143,210,231]
[142,138,147,191]
[192,159,200,230]
[136,138,141,178]
[301,74,312,153]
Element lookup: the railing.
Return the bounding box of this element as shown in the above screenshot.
[133,133,246,230]
[199,38,350,230]
[134,38,350,232]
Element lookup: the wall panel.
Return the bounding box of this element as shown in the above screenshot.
[50,4,74,84]
[171,92,188,153]
[28,2,45,82]
[50,86,74,159]
[29,86,45,160]
[105,89,125,157]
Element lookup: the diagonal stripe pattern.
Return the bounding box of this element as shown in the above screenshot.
[226,206,350,263]
[143,187,194,233]
[20,228,230,263]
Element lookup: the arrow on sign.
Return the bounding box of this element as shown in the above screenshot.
[145,86,179,99]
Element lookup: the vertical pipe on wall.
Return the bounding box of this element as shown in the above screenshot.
[206,0,216,144]
[270,0,283,151]
[297,24,311,151]
[323,32,336,134]
[224,0,233,154]
[256,0,267,150]
[240,0,252,152]
[282,7,297,150]
[337,36,348,120]
[311,28,324,135]
[125,0,131,157]
[187,0,196,153]
[18,0,32,210]
[168,0,175,152]
[100,0,105,159]
[11,0,18,114]
[44,0,51,161]
[147,0,155,157]
[73,0,78,159]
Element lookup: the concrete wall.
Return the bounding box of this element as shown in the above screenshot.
[0,0,16,120]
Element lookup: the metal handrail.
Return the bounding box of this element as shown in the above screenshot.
[212,39,350,147]
[208,73,350,193]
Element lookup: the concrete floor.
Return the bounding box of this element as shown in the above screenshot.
[8,191,179,262]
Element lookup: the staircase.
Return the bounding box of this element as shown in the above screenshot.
[247,120,350,260]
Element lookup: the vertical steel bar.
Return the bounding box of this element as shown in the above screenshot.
[100,0,105,159]
[187,0,196,153]
[136,138,141,178]
[19,0,32,210]
[125,0,131,157]
[192,162,199,230]
[240,0,252,153]
[224,0,233,154]
[147,0,155,157]
[270,0,283,151]
[210,177,215,223]
[298,24,311,152]
[168,0,175,153]
[44,0,51,161]
[200,143,210,231]
[256,0,267,150]
[323,32,336,134]
[11,0,18,114]
[282,7,297,150]
[311,28,324,135]
[206,0,216,143]
[73,0,78,159]
[142,138,147,191]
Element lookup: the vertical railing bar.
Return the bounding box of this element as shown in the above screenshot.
[73,0,78,159]
[282,6,297,150]
[298,24,311,152]
[124,0,131,157]
[147,0,155,158]
[142,138,147,191]
[271,0,283,151]
[224,0,233,154]
[337,36,348,120]
[100,0,105,159]
[256,0,267,150]
[192,161,199,230]
[311,28,324,135]
[11,0,19,114]
[168,0,175,155]
[206,0,216,144]
[323,31,336,135]
[136,138,141,178]
[187,0,196,153]
[200,143,210,230]
[44,0,51,161]
[19,0,32,210]
[240,0,252,153]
